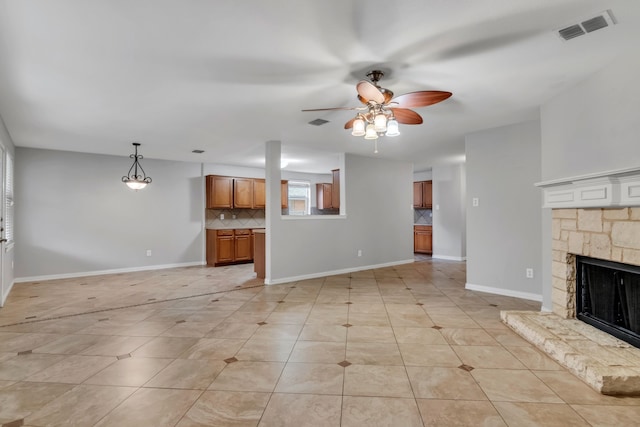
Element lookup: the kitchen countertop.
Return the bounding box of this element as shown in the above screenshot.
[414,224,432,227]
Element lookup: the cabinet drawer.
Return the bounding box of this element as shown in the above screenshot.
[217,229,234,237]
[414,225,432,232]
[235,229,250,236]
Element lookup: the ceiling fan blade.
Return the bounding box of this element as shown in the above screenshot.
[391,91,452,108]
[301,106,358,112]
[356,80,385,104]
[344,118,355,129]
[390,108,423,125]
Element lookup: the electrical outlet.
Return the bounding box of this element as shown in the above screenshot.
[472,198,479,207]
[220,213,224,220]
[526,268,534,279]
[357,249,362,257]
[146,250,152,257]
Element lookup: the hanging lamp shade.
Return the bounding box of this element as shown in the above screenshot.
[351,116,366,136]
[364,123,378,140]
[122,143,152,190]
[385,119,400,136]
[374,113,387,133]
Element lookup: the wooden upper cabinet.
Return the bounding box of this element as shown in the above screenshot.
[206,175,287,210]
[316,183,333,210]
[422,181,432,208]
[253,179,266,209]
[413,182,423,208]
[233,178,254,208]
[281,180,289,209]
[331,169,340,210]
[207,175,233,209]
[413,180,432,208]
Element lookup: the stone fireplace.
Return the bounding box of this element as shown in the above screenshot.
[502,167,640,395]
[551,207,640,319]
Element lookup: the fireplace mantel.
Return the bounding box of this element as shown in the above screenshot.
[535,166,640,209]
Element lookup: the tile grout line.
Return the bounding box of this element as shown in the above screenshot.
[0,284,266,329]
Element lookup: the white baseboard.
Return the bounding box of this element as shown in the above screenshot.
[465,282,542,302]
[265,259,415,285]
[14,261,206,283]
[432,254,467,261]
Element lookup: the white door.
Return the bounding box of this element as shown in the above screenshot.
[0,144,5,302]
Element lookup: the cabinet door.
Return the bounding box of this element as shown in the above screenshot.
[316,183,332,209]
[413,182,423,208]
[207,176,233,209]
[253,179,266,209]
[414,227,433,254]
[281,180,289,209]
[235,234,252,261]
[216,235,235,263]
[234,178,254,208]
[331,169,340,210]
[206,229,217,266]
[423,181,433,208]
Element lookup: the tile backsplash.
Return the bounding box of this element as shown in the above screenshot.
[414,208,432,225]
[206,209,265,229]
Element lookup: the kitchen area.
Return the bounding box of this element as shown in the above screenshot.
[413,179,433,255]
[204,167,341,279]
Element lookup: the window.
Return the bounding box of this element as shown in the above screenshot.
[5,153,13,245]
[287,181,310,215]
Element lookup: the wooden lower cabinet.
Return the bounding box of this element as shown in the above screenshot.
[234,229,252,261]
[414,225,432,254]
[207,228,262,266]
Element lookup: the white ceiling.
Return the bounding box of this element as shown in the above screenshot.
[0,0,638,174]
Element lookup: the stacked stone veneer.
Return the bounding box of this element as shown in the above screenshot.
[552,207,640,318]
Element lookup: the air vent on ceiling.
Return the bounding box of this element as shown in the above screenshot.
[308,118,329,126]
[557,9,616,41]
[192,149,205,154]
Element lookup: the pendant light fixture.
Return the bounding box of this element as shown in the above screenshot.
[122,143,152,190]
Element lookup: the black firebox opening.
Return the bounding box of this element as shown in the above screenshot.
[576,255,640,349]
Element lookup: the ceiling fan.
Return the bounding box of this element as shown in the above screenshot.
[302,70,452,147]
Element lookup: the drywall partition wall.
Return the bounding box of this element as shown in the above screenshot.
[465,120,542,301]
[540,51,640,311]
[431,164,466,260]
[266,143,414,283]
[0,115,16,306]
[541,53,640,181]
[14,148,204,280]
[413,170,432,182]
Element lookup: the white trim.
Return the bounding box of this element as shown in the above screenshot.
[432,254,467,261]
[14,261,205,283]
[535,167,640,208]
[265,259,414,285]
[535,166,640,187]
[0,279,14,307]
[465,282,542,302]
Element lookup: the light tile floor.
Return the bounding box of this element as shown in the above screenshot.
[1,259,640,426]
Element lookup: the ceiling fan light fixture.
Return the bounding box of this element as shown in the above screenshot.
[374,112,387,133]
[386,119,400,136]
[351,116,366,136]
[364,123,378,140]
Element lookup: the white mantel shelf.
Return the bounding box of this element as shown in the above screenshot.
[535,167,640,209]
